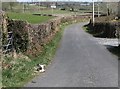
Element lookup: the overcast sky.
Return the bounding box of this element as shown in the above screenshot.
[17,0,119,2]
[17,0,97,2]
[1,0,119,2]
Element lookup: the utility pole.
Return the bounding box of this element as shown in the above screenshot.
[23,2,25,13]
[97,2,100,17]
[107,3,110,16]
[0,0,2,11]
[92,0,95,26]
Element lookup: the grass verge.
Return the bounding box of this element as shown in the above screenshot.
[2,19,88,88]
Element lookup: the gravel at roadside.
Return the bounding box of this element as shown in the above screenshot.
[95,38,119,47]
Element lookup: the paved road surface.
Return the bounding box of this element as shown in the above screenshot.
[25,22,118,87]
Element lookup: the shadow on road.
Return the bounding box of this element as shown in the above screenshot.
[106,45,120,88]
[105,45,120,58]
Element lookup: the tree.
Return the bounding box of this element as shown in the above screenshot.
[2,1,18,12]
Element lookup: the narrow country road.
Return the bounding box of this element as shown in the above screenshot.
[25,22,118,87]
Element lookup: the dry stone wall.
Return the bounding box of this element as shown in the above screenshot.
[7,20,29,53]
[2,13,88,56]
[0,11,8,54]
[115,22,120,46]
[0,11,5,58]
[94,22,116,38]
[88,16,119,38]
[86,18,120,47]
[0,11,3,54]
[0,11,8,45]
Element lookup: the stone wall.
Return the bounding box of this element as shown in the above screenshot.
[115,22,120,46]
[0,11,3,54]
[0,11,8,55]
[0,10,3,89]
[88,16,119,38]
[6,15,88,56]
[0,11,8,46]
[7,20,28,53]
[94,22,116,38]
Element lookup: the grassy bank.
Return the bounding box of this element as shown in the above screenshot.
[7,12,53,24]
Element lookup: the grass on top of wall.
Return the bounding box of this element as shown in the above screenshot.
[7,12,54,24]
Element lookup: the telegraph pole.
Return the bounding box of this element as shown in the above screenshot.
[97,3,100,17]
[107,3,110,16]
[0,0,2,11]
[92,0,95,26]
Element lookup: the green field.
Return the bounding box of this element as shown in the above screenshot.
[7,12,54,24]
